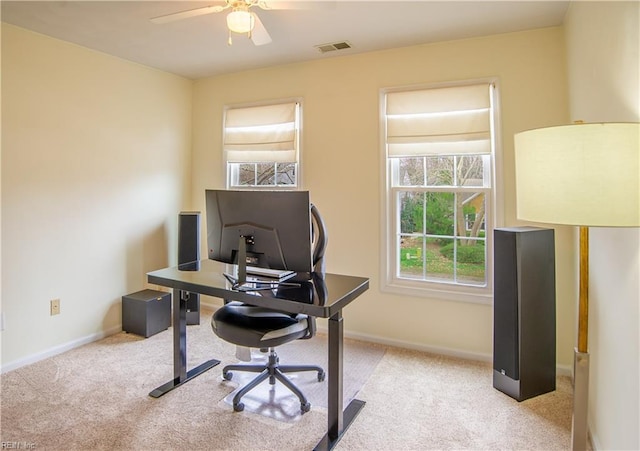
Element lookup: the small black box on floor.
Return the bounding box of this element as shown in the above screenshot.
[122,289,171,338]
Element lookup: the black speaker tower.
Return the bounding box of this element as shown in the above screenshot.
[493,227,556,401]
[178,211,201,325]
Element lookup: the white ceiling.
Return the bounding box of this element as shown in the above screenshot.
[1,1,570,80]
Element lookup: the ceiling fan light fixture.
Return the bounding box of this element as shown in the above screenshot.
[227,9,254,34]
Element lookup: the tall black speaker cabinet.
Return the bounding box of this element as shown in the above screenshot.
[178,211,201,325]
[493,226,556,401]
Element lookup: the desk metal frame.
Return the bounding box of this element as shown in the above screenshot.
[147,260,369,450]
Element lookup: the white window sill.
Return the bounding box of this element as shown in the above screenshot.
[382,279,493,305]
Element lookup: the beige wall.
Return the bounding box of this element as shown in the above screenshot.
[564,3,639,450]
[1,24,193,368]
[191,27,575,367]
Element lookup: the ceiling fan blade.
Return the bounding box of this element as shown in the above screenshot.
[258,1,335,11]
[150,5,227,24]
[250,13,272,46]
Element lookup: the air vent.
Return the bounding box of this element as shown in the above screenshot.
[315,41,352,54]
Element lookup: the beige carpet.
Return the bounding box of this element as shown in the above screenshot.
[1,307,574,450]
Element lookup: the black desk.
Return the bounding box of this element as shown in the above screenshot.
[147,259,369,450]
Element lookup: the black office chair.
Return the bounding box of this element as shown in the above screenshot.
[211,204,327,413]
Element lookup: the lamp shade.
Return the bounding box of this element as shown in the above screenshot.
[227,10,254,33]
[514,123,639,227]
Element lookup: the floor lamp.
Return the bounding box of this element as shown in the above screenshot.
[513,122,639,450]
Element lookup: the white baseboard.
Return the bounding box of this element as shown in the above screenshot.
[2,309,573,379]
[557,363,572,377]
[2,301,216,374]
[1,325,122,374]
[317,325,573,376]
[589,428,601,451]
[204,303,574,377]
[326,326,494,362]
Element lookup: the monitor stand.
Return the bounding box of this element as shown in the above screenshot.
[237,235,248,285]
[224,236,299,292]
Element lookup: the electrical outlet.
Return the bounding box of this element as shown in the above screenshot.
[50,299,61,316]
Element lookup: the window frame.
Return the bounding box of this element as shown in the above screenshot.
[223,98,303,190]
[380,79,503,304]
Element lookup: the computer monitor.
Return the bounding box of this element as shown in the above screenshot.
[205,190,313,277]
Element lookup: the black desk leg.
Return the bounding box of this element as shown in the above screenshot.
[315,310,366,451]
[149,288,219,398]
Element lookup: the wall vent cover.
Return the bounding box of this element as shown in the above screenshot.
[315,41,352,54]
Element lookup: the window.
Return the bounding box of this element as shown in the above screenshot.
[224,101,301,188]
[382,82,499,303]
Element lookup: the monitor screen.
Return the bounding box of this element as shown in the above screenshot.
[205,189,313,275]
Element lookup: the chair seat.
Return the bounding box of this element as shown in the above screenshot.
[211,301,310,349]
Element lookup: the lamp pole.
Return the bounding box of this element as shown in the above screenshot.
[572,226,589,450]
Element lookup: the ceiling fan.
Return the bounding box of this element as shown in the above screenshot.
[150,1,322,46]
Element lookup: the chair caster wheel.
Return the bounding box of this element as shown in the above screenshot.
[223,371,233,381]
[317,370,326,382]
[301,402,311,413]
[233,402,244,412]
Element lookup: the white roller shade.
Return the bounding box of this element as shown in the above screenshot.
[224,102,298,163]
[386,84,492,157]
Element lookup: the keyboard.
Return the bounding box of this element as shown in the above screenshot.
[246,266,296,280]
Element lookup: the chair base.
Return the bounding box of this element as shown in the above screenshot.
[222,348,325,413]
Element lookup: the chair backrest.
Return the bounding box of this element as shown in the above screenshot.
[311,203,328,276]
[294,203,326,340]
